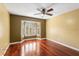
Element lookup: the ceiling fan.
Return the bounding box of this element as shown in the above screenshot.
[34,5,54,17]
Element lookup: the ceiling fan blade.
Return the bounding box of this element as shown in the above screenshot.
[46,13,53,16]
[47,8,53,12]
[37,8,41,12]
[34,13,41,15]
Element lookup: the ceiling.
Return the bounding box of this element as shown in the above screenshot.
[4,3,79,19]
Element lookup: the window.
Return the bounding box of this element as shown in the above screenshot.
[21,20,41,38]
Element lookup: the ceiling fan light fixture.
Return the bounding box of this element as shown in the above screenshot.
[34,4,54,17]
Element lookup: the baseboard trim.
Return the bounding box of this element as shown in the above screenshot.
[47,39,79,52]
[21,38,47,42]
[2,44,9,56]
[10,38,46,45]
[10,41,21,45]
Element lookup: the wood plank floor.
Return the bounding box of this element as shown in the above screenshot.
[5,39,79,56]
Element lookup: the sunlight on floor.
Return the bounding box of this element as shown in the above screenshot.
[21,41,40,56]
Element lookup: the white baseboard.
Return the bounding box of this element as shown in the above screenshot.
[47,39,79,52]
[2,44,9,56]
[10,41,21,45]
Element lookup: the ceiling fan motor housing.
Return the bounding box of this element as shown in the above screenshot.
[42,8,46,14]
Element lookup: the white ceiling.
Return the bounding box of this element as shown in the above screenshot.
[4,3,79,19]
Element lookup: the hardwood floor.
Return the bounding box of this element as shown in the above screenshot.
[5,39,79,56]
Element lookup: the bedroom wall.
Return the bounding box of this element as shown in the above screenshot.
[0,4,10,55]
[46,9,79,49]
[10,14,46,43]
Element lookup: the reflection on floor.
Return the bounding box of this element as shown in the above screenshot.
[21,40,40,56]
[5,39,79,56]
